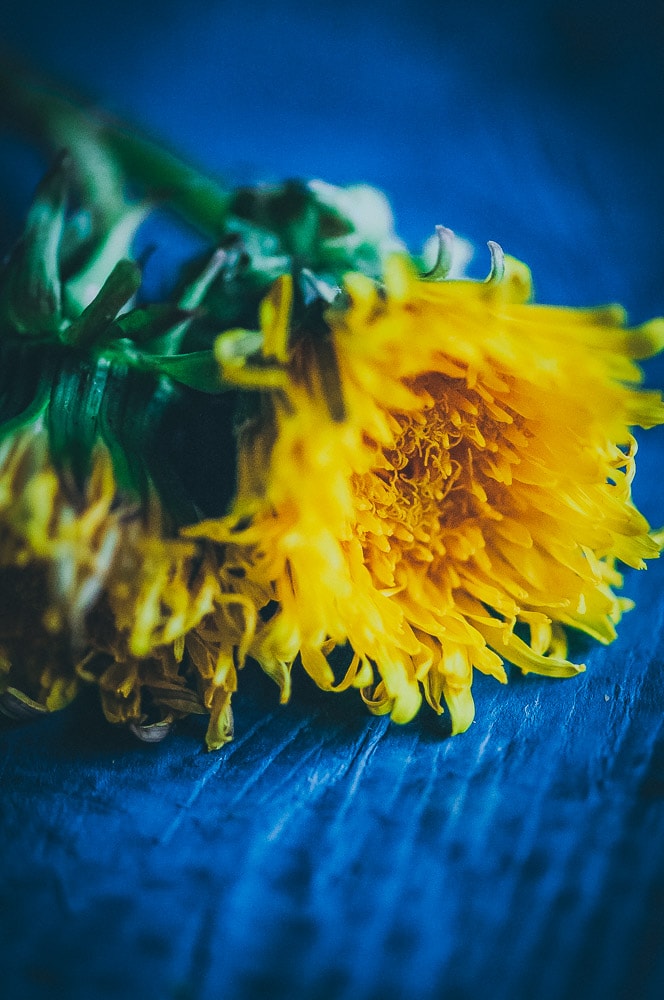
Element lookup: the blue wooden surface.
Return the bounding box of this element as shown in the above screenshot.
[1,3,664,998]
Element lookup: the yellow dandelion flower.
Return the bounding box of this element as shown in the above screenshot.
[186,249,664,739]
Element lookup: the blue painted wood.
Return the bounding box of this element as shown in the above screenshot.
[1,3,664,998]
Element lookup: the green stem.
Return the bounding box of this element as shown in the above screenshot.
[0,57,234,239]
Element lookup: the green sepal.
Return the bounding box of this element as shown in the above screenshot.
[0,374,50,444]
[0,153,69,335]
[96,364,172,503]
[64,260,142,348]
[44,348,161,502]
[116,305,198,344]
[145,351,228,394]
[0,338,53,432]
[63,203,149,316]
[148,246,233,356]
[46,351,114,488]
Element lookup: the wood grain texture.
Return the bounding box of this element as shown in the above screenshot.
[1,2,664,997]
[2,554,663,1000]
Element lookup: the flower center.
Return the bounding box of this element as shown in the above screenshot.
[353,371,525,587]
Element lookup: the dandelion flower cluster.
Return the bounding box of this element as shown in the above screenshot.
[0,88,662,747]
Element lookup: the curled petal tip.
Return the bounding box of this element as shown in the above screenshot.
[423,225,456,280]
[486,241,506,283]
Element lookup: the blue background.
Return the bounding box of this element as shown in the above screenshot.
[1,2,664,998]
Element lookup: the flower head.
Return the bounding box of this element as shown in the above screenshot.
[187,249,664,739]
